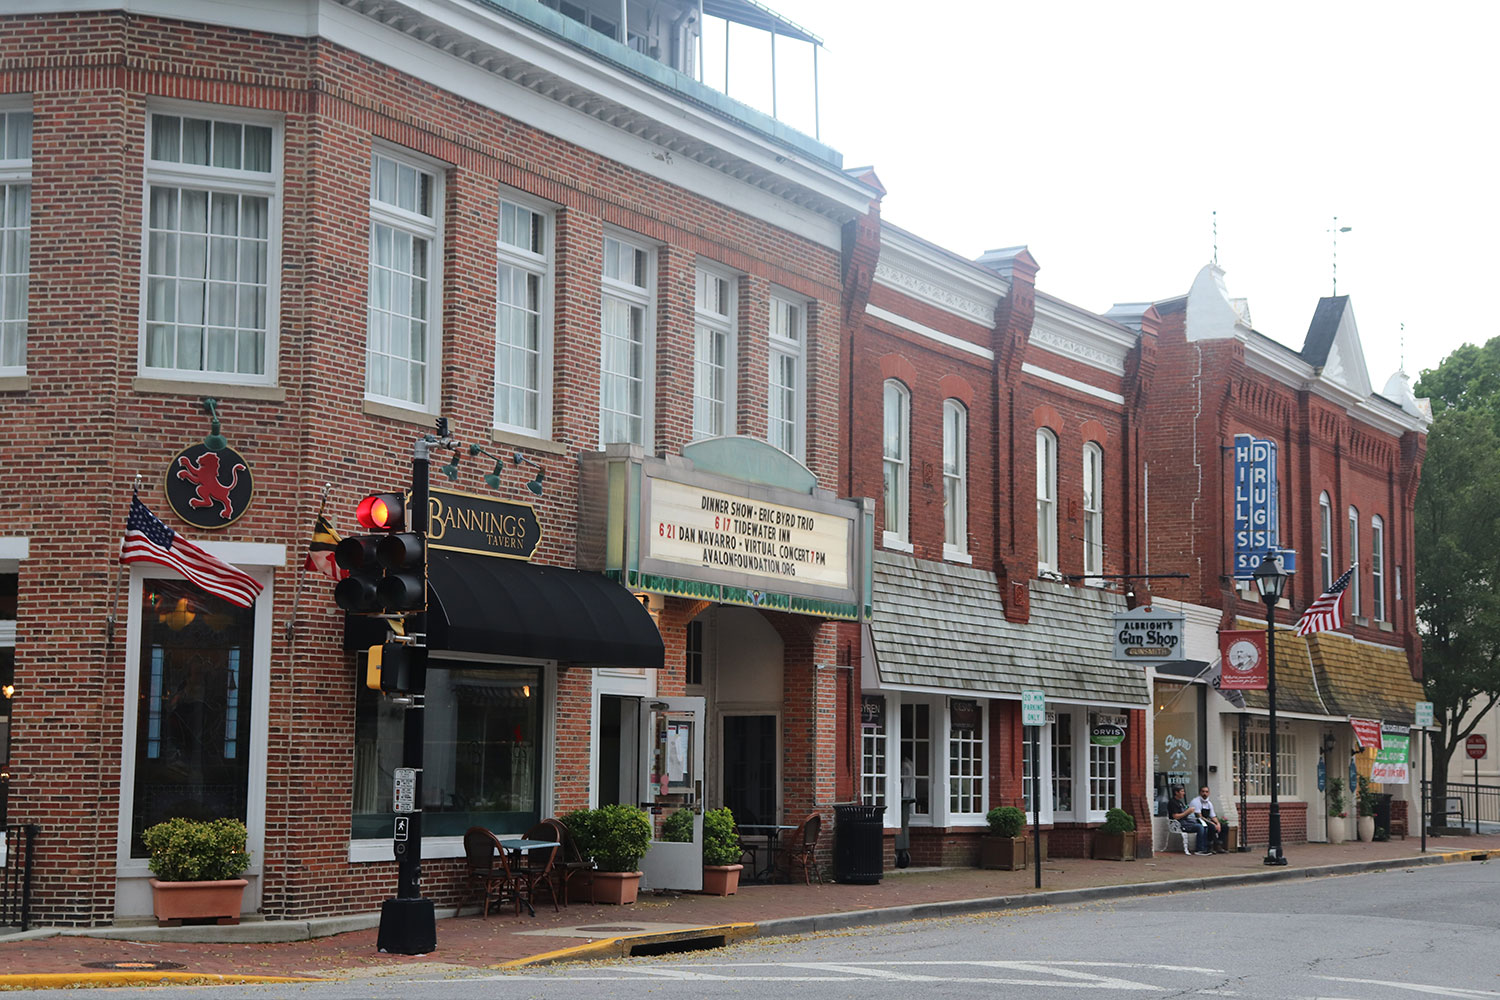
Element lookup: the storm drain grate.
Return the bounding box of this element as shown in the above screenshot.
[628,935,727,957]
[83,961,185,971]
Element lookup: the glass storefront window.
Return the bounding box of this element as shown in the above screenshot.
[130,578,256,857]
[1153,679,1202,816]
[353,664,542,840]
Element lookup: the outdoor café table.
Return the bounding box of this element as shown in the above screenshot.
[737,824,797,883]
[496,838,560,916]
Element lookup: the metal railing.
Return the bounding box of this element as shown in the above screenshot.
[1,823,38,930]
[1421,780,1500,833]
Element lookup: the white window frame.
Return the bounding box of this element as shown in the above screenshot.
[1348,505,1361,617]
[767,293,805,460]
[861,694,887,809]
[1036,428,1058,573]
[0,102,32,378]
[882,380,910,549]
[366,146,442,412]
[1232,723,1298,798]
[1021,716,1053,825]
[899,700,932,822]
[1318,491,1333,590]
[140,104,281,386]
[1087,724,1121,817]
[599,231,655,447]
[1371,514,1386,622]
[494,193,553,438]
[943,400,969,561]
[1082,442,1104,581]
[692,262,736,441]
[946,697,985,819]
[1051,709,1076,821]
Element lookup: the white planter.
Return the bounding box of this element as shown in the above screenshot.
[1327,816,1348,844]
[1357,816,1376,842]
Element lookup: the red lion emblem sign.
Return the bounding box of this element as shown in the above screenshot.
[164,443,255,529]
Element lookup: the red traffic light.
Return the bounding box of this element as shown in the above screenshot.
[356,493,407,531]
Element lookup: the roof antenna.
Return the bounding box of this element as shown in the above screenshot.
[1399,322,1405,372]
[1328,216,1352,295]
[1212,209,1218,266]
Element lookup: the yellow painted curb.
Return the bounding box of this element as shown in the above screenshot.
[495,922,758,969]
[0,972,327,989]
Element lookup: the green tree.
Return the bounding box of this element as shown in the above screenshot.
[1415,336,1500,825]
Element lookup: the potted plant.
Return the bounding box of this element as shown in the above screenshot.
[1093,807,1136,861]
[980,806,1028,870]
[700,807,744,895]
[141,817,251,925]
[1356,777,1378,842]
[1325,776,1348,843]
[567,804,653,904]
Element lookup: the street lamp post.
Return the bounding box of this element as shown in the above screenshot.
[1254,552,1289,866]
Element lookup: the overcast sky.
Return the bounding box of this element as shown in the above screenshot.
[707,1,1498,391]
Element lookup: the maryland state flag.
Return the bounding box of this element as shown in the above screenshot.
[305,515,347,582]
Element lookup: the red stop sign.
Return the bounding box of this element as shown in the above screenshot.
[1468,734,1488,760]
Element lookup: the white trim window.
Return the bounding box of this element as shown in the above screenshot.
[1232,725,1297,797]
[1347,506,1361,617]
[899,701,930,819]
[943,400,968,558]
[494,197,551,436]
[947,698,983,816]
[1021,720,1052,824]
[1051,710,1075,818]
[1082,442,1104,580]
[143,110,278,383]
[692,265,734,440]
[767,295,804,459]
[367,150,441,409]
[1371,514,1386,622]
[600,233,653,446]
[1036,428,1058,573]
[0,105,31,375]
[882,380,910,547]
[1088,733,1120,814]
[861,695,887,809]
[1318,491,1333,590]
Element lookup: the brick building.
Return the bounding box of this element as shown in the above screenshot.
[0,0,879,924]
[1116,264,1429,850]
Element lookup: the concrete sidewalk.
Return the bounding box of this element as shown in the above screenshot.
[1,833,1495,990]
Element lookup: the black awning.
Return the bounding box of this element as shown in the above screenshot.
[1153,659,1214,680]
[426,551,663,669]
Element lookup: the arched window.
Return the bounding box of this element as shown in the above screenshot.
[1318,492,1333,590]
[1371,515,1386,622]
[1347,506,1361,617]
[1082,442,1103,579]
[1036,428,1058,572]
[882,381,910,546]
[943,400,968,557]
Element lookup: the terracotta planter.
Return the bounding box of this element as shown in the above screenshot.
[701,863,742,896]
[980,835,1026,870]
[149,878,249,926]
[590,871,642,905]
[1092,831,1136,861]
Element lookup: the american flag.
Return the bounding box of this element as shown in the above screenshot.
[1296,566,1353,636]
[120,493,263,608]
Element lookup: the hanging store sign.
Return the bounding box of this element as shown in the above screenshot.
[1090,723,1126,747]
[1371,724,1410,783]
[950,698,980,731]
[1231,434,1295,578]
[1217,629,1267,689]
[861,695,885,731]
[166,442,254,529]
[428,486,540,561]
[1350,717,1384,750]
[1112,606,1185,660]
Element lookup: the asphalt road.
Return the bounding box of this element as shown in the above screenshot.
[13,860,1498,999]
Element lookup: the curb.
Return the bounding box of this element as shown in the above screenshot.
[0,972,327,989]
[499,848,1492,968]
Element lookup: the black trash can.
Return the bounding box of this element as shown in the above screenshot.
[834,803,885,884]
[1374,793,1394,840]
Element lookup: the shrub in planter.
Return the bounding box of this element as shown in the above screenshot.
[1100,808,1136,835]
[701,806,744,895]
[141,817,251,925]
[661,807,695,844]
[1094,808,1137,862]
[981,805,1029,870]
[563,804,653,904]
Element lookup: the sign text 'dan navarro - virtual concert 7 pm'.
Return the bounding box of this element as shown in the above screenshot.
[644,478,852,592]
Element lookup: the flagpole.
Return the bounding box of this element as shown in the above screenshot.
[286,483,334,644]
[107,474,145,643]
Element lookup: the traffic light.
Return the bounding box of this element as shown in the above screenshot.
[365,642,427,695]
[334,492,425,614]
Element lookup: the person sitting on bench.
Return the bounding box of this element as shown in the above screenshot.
[1187,785,1227,854]
[1168,785,1213,855]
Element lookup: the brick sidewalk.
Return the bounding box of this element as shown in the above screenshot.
[1,833,1495,987]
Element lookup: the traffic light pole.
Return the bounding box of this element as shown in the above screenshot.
[375,428,448,956]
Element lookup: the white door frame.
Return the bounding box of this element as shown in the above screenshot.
[638,695,704,891]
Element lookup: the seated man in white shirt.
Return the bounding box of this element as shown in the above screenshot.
[1187,785,1227,854]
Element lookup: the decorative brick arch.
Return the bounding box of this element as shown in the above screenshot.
[1079,418,1109,447]
[879,353,918,389]
[938,374,974,408]
[1032,403,1062,432]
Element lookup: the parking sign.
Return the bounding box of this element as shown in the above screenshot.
[1022,689,1046,727]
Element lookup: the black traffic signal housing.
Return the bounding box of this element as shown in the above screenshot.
[365,642,427,695]
[333,492,425,614]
